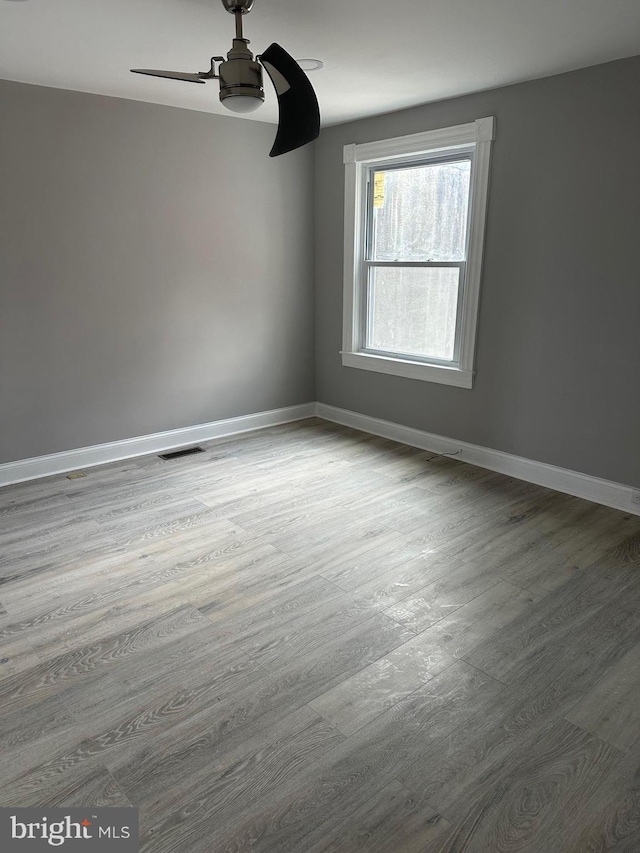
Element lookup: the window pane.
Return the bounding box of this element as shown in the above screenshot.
[367,267,460,361]
[370,160,471,262]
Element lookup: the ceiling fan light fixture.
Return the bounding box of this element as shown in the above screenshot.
[221,92,264,113]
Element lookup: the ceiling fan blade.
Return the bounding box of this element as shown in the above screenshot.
[259,43,320,157]
[131,69,206,84]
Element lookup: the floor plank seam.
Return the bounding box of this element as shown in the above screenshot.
[457,657,511,687]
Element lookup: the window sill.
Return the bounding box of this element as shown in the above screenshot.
[341,351,474,389]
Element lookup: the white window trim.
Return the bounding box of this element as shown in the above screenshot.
[342,117,495,389]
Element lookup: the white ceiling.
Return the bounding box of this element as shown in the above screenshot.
[1,0,639,127]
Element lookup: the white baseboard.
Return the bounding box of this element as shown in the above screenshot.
[316,403,639,517]
[0,403,316,487]
[2,401,637,517]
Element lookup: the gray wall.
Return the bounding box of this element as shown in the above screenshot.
[0,79,314,463]
[315,56,640,487]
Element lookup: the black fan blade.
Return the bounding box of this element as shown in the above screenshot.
[131,69,206,84]
[259,43,320,157]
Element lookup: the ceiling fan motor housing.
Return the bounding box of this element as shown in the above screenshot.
[218,38,265,109]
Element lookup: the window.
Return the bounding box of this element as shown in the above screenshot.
[342,117,495,388]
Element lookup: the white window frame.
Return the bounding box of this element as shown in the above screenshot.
[342,116,495,389]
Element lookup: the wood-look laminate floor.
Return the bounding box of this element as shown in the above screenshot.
[2,418,640,852]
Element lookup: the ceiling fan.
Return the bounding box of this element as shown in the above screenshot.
[131,0,320,157]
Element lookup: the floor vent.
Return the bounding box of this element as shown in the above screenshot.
[158,446,205,461]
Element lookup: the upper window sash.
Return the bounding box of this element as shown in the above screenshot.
[363,154,474,265]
